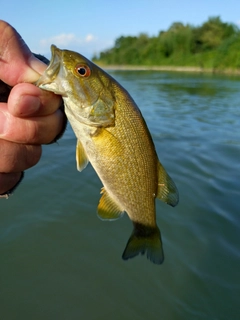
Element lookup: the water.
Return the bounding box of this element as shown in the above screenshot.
[1,71,239,320]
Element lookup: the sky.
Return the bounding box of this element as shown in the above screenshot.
[1,0,240,59]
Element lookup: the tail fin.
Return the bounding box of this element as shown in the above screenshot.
[122,224,164,265]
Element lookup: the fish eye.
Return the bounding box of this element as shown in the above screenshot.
[75,64,91,77]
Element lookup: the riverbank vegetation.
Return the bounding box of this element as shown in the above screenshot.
[93,17,240,71]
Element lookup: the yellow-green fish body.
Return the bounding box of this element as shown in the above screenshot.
[36,45,179,264]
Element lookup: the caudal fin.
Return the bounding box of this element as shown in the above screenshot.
[122,224,164,265]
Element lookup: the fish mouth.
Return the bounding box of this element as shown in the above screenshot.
[46,45,62,78]
[36,45,66,95]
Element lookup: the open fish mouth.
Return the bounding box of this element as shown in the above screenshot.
[45,45,62,78]
[35,45,66,96]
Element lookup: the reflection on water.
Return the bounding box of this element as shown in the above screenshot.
[0,71,239,319]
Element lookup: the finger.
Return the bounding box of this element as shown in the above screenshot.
[0,20,47,85]
[0,139,42,172]
[0,104,64,144]
[0,172,22,195]
[8,83,62,117]
[0,80,11,103]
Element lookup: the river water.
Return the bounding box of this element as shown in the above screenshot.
[1,71,239,320]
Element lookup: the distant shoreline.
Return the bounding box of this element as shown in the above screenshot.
[98,65,240,75]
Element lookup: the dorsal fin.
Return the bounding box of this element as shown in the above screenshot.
[156,161,179,207]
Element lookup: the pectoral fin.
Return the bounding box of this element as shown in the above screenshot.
[76,139,89,172]
[97,188,124,221]
[92,128,124,157]
[156,161,179,207]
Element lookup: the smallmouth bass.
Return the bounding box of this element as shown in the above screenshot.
[36,45,179,264]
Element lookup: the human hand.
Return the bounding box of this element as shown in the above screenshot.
[0,20,66,197]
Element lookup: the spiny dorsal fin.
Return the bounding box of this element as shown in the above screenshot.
[97,188,125,220]
[156,161,179,207]
[76,139,89,172]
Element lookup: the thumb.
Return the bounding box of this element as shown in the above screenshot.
[0,20,47,85]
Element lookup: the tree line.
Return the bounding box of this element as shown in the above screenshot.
[93,17,240,70]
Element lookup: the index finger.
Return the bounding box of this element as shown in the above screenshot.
[7,83,63,117]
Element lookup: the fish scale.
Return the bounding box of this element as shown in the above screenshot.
[36,45,179,264]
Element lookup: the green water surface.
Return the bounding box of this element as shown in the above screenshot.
[0,71,239,320]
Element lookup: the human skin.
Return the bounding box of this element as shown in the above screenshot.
[0,20,66,195]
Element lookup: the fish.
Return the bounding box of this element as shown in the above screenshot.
[36,45,179,264]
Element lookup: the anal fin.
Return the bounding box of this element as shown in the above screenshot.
[97,188,124,221]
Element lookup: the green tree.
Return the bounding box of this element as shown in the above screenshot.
[193,16,236,52]
[93,16,240,70]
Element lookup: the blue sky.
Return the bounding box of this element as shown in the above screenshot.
[1,0,240,59]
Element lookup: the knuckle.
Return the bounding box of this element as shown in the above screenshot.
[0,140,42,172]
[25,145,42,168]
[23,120,41,144]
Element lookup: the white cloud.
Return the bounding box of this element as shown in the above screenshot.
[85,34,95,42]
[35,33,113,59]
[40,33,96,49]
[40,33,81,47]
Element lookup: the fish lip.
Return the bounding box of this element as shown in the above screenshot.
[36,45,67,96]
[46,44,62,76]
[46,45,62,79]
[36,45,61,87]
